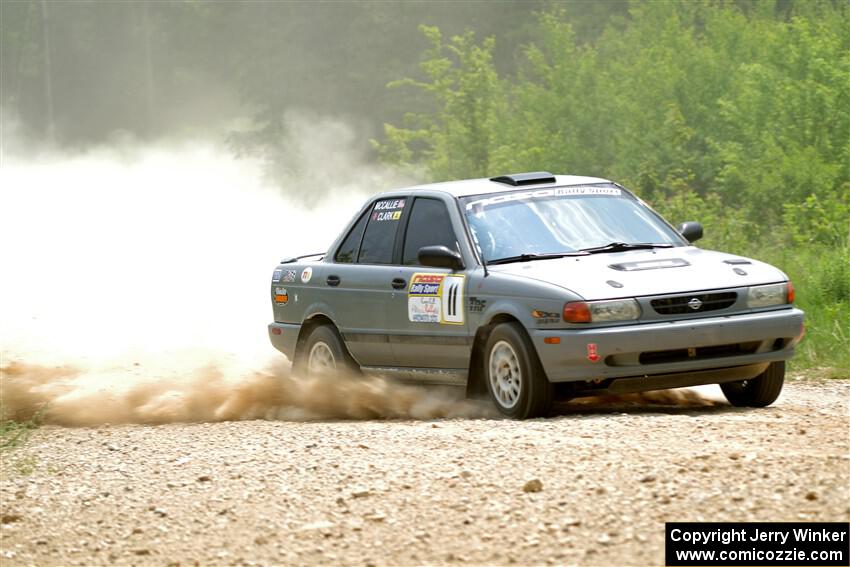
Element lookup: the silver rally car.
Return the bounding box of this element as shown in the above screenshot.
[269,172,804,418]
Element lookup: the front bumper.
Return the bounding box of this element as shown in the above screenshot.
[531,307,804,382]
[268,322,301,360]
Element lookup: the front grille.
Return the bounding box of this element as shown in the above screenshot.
[639,341,759,364]
[651,292,737,315]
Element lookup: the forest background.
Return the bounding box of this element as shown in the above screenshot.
[2,0,847,374]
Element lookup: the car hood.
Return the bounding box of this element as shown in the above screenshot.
[488,247,788,300]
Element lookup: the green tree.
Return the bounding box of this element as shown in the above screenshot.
[377,25,507,180]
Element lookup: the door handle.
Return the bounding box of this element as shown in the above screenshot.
[326,275,341,287]
[391,278,407,290]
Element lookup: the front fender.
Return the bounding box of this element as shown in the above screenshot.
[483,300,534,328]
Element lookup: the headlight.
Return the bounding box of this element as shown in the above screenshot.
[563,299,641,323]
[747,282,789,308]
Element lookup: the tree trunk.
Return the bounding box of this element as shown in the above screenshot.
[40,0,55,144]
[141,0,155,131]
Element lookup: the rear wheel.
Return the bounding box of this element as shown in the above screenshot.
[484,322,553,419]
[296,324,358,376]
[720,361,785,407]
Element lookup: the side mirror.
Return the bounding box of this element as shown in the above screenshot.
[677,221,703,243]
[418,245,465,270]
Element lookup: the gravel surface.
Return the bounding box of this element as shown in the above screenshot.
[1,377,848,566]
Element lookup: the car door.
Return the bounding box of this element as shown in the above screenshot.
[386,196,472,369]
[326,197,408,366]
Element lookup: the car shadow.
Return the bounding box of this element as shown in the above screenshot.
[547,390,746,418]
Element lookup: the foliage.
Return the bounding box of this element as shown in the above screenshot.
[0,1,548,145]
[377,0,850,373]
[377,26,508,180]
[0,412,42,453]
[782,190,850,248]
[759,244,849,374]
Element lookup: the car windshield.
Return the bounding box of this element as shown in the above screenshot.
[460,184,685,263]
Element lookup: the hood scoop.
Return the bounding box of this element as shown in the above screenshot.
[609,258,690,272]
[724,258,751,275]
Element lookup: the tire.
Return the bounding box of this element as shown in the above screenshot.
[720,361,785,407]
[483,322,553,419]
[295,324,359,376]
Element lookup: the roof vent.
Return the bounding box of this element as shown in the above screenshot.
[490,171,556,186]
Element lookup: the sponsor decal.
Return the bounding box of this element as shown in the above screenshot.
[609,258,690,271]
[409,296,441,323]
[531,309,560,319]
[300,267,313,283]
[281,269,297,283]
[274,287,289,305]
[408,273,466,324]
[272,269,283,282]
[531,309,560,325]
[465,186,621,210]
[586,343,600,363]
[467,296,487,313]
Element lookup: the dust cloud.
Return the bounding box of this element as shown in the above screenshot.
[0,355,715,425]
[0,121,496,425]
[0,122,716,426]
[0,361,491,425]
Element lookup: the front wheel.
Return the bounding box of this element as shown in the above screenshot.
[720,361,785,407]
[484,323,553,419]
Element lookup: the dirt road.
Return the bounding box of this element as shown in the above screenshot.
[2,377,848,566]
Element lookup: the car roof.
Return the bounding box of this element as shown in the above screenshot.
[373,174,613,199]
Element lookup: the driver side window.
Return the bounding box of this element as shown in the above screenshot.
[402,198,458,265]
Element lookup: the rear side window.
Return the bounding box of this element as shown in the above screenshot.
[358,198,407,264]
[334,209,369,263]
[402,198,458,265]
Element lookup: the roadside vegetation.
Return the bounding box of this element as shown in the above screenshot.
[0,394,45,469]
[376,1,849,375]
[0,407,43,452]
[1,1,845,377]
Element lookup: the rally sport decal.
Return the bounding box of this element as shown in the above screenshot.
[407,273,465,325]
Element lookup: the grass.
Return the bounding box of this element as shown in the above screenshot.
[750,244,849,376]
[0,411,44,453]
[654,192,849,378]
[0,409,45,476]
[8,455,38,475]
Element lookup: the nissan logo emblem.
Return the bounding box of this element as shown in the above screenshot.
[687,298,703,310]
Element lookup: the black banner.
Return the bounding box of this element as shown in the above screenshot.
[666,522,849,566]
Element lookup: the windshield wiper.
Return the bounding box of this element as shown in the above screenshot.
[487,251,589,265]
[579,242,674,254]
